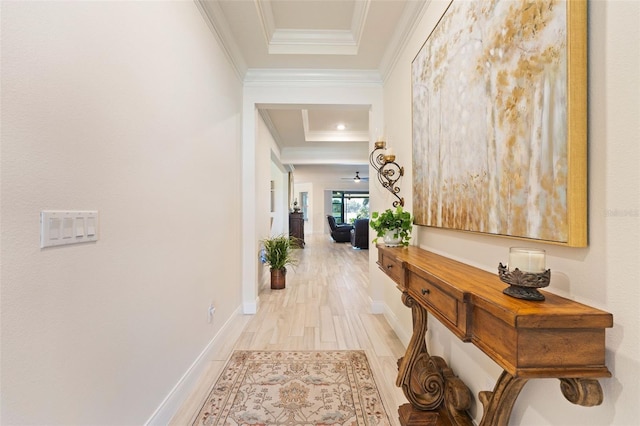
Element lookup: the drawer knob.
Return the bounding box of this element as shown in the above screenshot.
[387,264,393,269]
[421,288,430,295]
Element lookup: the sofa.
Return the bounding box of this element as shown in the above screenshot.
[326,215,353,243]
[350,218,369,249]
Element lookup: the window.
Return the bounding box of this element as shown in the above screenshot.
[331,191,369,224]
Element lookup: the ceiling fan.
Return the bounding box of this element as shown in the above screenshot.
[341,171,369,182]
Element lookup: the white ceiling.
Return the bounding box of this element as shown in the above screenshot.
[197,0,428,179]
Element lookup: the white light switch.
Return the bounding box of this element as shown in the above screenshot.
[75,217,85,238]
[62,218,74,239]
[49,217,61,240]
[41,211,98,248]
[86,217,96,237]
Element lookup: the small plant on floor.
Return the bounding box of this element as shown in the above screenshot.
[261,235,299,270]
[260,234,299,289]
[369,206,413,247]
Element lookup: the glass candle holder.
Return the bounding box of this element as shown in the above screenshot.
[499,248,550,301]
[508,247,546,273]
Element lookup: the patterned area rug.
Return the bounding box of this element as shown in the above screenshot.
[192,350,392,426]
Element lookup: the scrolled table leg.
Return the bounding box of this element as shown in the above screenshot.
[396,292,473,425]
[442,367,473,425]
[478,371,528,426]
[397,292,445,410]
[559,378,604,407]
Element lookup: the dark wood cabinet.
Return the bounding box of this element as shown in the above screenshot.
[289,212,304,248]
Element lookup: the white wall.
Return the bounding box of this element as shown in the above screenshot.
[377,1,640,424]
[0,2,242,424]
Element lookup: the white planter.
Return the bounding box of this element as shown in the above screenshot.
[383,229,402,247]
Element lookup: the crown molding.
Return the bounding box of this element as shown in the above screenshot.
[281,146,369,165]
[258,109,284,148]
[255,0,276,46]
[304,130,369,142]
[379,0,431,82]
[196,0,428,84]
[194,0,247,79]
[350,0,371,48]
[256,0,371,56]
[244,69,383,86]
[269,30,358,55]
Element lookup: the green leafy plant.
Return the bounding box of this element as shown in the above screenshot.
[369,206,413,247]
[261,235,299,270]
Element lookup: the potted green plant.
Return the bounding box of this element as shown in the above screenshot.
[369,206,413,247]
[260,234,299,289]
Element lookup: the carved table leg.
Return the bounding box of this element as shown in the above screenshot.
[397,292,473,426]
[559,378,604,407]
[478,371,528,426]
[478,373,605,425]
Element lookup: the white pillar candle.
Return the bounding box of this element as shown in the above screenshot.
[509,248,546,273]
[385,147,394,157]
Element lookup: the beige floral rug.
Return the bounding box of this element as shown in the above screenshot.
[192,350,392,426]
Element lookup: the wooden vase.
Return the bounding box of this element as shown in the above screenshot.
[270,268,287,289]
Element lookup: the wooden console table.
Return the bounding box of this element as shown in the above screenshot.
[376,245,613,426]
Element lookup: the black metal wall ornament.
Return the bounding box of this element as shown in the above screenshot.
[369,140,405,207]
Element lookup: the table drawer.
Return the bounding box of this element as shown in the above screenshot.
[379,253,404,285]
[409,273,458,327]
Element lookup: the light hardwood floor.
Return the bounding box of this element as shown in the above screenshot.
[170,233,408,425]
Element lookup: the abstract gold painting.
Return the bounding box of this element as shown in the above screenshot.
[412,0,587,246]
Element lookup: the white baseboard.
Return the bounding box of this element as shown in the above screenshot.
[243,296,259,314]
[382,303,411,348]
[144,305,243,425]
[370,298,410,348]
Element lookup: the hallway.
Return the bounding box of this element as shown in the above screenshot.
[170,234,407,424]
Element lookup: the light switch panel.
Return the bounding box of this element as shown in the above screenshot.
[41,211,98,248]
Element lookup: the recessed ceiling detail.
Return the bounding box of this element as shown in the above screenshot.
[197,0,429,171]
[256,0,370,55]
[301,109,369,143]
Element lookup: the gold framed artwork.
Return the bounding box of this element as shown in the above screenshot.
[411,0,587,247]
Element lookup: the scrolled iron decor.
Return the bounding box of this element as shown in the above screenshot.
[498,263,550,301]
[369,140,404,207]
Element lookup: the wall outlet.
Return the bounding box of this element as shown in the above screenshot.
[207,304,216,323]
